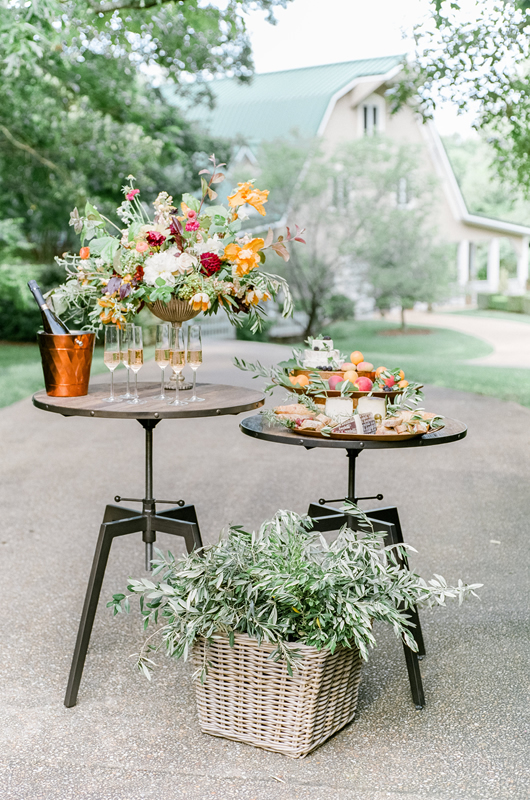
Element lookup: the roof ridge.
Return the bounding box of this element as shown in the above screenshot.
[209,54,405,83]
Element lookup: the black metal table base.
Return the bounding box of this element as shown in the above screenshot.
[64,420,203,709]
[307,450,426,710]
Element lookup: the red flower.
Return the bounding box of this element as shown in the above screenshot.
[134,265,144,283]
[146,231,166,247]
[200,252,222,276]
[126,189,140,201]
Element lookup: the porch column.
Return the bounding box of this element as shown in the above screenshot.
[457,240,470,286]
[517,235,529,291]
[487,238,500,292]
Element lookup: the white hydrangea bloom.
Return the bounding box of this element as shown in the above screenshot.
[144,250,180,286]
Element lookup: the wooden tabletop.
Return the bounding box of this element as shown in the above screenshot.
[33,383,265,420]
[240,414,467,451]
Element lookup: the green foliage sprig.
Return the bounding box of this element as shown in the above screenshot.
[108,507,481,682]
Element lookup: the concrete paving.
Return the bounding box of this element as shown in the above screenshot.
[385,309,530,369]
[1,339,529,800]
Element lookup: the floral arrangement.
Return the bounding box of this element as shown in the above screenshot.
[54,156,303,330]
[108,506,481,681]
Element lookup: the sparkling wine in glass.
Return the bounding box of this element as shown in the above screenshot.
[168,326,187,406]
[187,324,204,402]
[127,325,145,405]
[119,323,134,399]
[103,325,121,402]
[154,323,171,401]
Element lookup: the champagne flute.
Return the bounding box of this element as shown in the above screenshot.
[103,325,121,402]
[127,325,145,405]
[187,324,204,402]
[119,323,134,399]
[168,326,187,406]
[154,323,171,401]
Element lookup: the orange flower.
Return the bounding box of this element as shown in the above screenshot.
[227,182,269,216]
[223,238,265,276]
[79,247,90,259]
[246,288,271,306]
[190,292,210,312]
[136,241,149,253]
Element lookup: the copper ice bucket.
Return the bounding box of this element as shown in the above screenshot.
[38,331,95,397]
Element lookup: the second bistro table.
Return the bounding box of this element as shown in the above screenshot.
[33,382,264,708]
[240,414,467,709]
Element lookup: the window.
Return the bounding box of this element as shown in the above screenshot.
[363,104,378,135]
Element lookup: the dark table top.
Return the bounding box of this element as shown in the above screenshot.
[240,414,467,451]
[33,383,265,420]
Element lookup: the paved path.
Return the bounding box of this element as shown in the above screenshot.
[1,340,529,800]
[385,309,530,368]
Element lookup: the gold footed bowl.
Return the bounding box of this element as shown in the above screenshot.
[147,298,200,325]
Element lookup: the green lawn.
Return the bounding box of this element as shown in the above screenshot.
[0,343,154,409]
[326,320,530,409]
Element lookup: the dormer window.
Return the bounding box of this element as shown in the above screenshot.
[363,104,378,135]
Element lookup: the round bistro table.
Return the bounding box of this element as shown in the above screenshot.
[33,382,264,708]
[240,413,467,709]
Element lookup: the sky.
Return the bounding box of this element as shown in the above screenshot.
[243,0,476,137]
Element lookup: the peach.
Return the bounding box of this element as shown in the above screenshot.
[398,379,409,388]
[356,376,373,392]
[343,370,359,383]
[328,374,343,390]
[289,374,309,387]
[350,351,364,365]
[384,375,396,388]
[398,369,405,380]
[356,361,374,372]
[341,362,355,371]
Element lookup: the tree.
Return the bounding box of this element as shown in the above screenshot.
[391,0,530,192]
[257,135,453,335]
[0,0,291,261]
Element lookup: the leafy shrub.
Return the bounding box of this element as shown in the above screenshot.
[109,506,481,681]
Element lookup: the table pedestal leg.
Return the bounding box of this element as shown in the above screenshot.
[307,455,427,709]
[64,510,146,708]
[64,421,203,708]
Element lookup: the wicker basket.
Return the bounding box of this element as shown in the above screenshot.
[192,633,362,758]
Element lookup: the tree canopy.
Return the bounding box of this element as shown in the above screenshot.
[392,0,530,192]
[0,0,290,261]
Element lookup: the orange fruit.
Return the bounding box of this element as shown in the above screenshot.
[375,366,387,378]
[398,369,405,380]
[343,370,358,383]
[350,351,364,365]
[297,374,309,387]
[398,379,409,388]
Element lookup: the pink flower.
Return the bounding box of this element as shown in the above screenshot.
[136,241,149,253]
[200,252,222,276]
[185,219,200,232]
[126,188,140,201]
[146,231,166,247]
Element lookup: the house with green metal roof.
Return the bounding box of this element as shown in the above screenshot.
[165,57,530,296]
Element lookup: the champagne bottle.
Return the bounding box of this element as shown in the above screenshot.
[27,280,70,335]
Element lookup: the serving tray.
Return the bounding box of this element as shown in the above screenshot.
[290,424,444,441]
